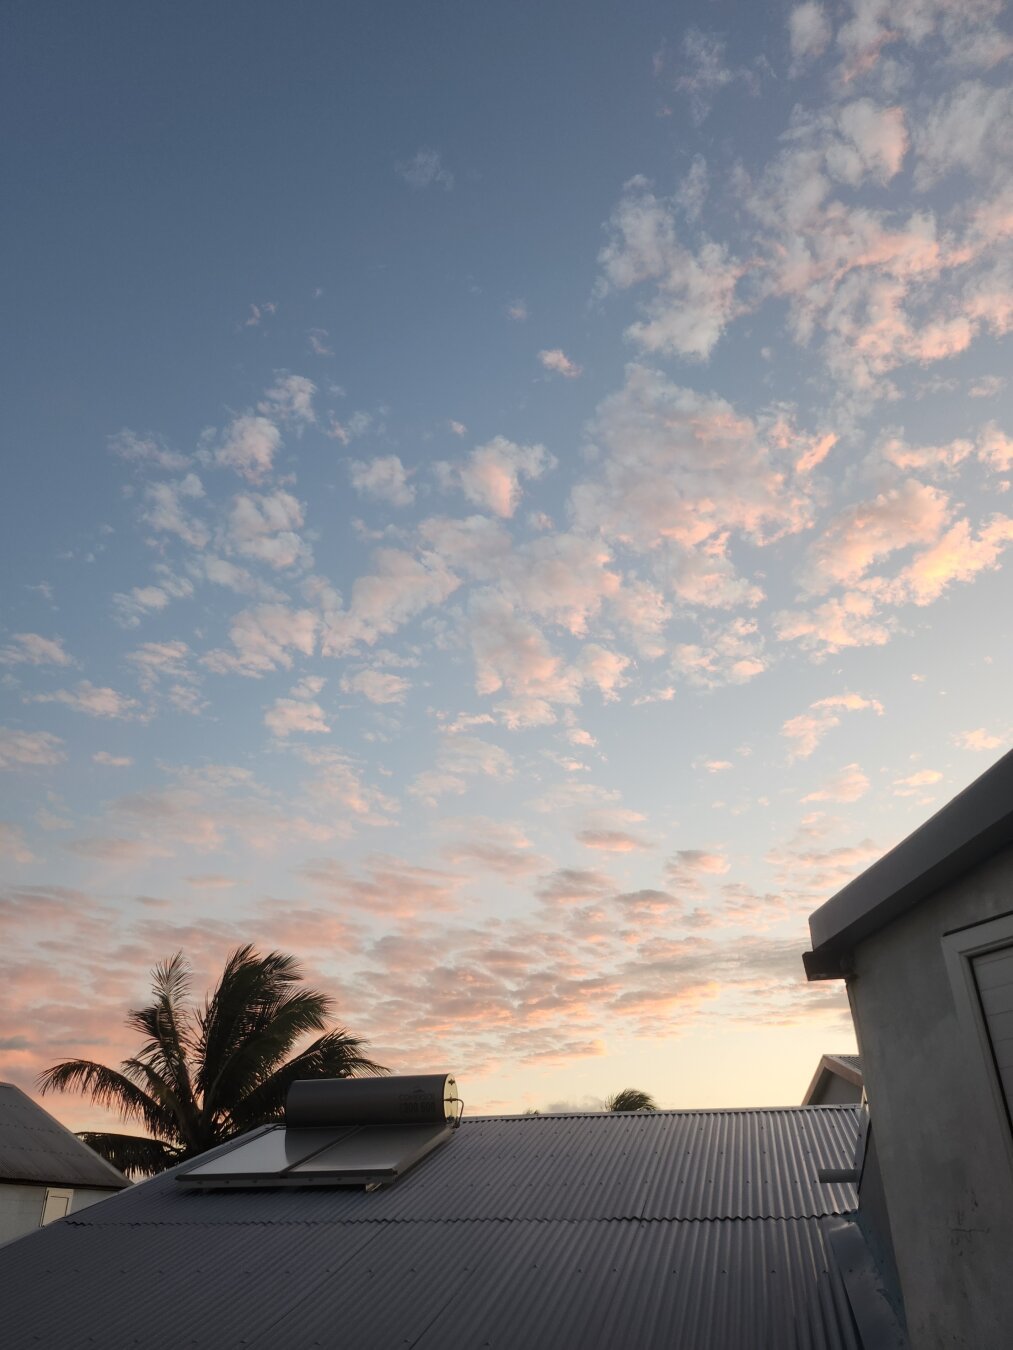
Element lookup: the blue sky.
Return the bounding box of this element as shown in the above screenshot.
[2,0,1012,1123]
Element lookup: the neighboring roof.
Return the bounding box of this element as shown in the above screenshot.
[0,1082,129,1191]
[0,1106,881,1349]
[805,749,1013,979]
[802,1054,864,1106]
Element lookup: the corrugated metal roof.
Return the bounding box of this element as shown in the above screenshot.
[0,1106,880,1349]
[0,1082,129,1190]
[91,1105,859,1224]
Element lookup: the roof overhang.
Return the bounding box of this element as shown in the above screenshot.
[804,749,1013,981]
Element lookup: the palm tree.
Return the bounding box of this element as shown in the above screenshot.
[605,1088,657,1112]
[38,945,387,1177]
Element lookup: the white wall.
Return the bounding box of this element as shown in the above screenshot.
[0,1182,122,1246]
[848,841,1013,1350]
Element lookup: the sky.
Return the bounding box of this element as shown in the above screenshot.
[1,0,1011,1129]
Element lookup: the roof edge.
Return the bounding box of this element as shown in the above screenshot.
[805,749,1013,979]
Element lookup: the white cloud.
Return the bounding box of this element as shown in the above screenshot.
[0,728,65,770]
[800,480,950,594]
[108,428,189,472]
[126,640,195,691]
[29,681,142,720]
[203,603,318,676]
[597,180,740,360]
[782,692,885,759]
[435,436,555,518]
[396,148,454,190]
[893,768,943,796]
[0,634,73,667]
[320,548,460,655]
[506,299,528,321]
[802,763,870,803]
[348,455,415,508]
[789,3,831,66]
[341,670,411,705]
[672,29,740,125]
[225,490,312,571]
[258,374,317,424]
[143,475,209,550]
[92,751,133,767]
[576,365,814,567]
[914,81,1013,190]
[0,821,34,863]
[216,414,282,483]
[538,348,583,379]
[264,677,330,738]
[952,728,1005,751]
[112,573,196,628]
[671,619,767,688]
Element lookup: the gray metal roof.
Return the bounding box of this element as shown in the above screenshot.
[0,1082,128,1190]
[805,748,1013,979]
[0,1105,896,1349]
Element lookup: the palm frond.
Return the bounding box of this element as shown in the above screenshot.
[203,988,333,1120]
[605,1088,657,1112]
[37,1061,173,1137]
[195,947,327,1108]
[226,1029,388,1134]
[77,1131,183,1178]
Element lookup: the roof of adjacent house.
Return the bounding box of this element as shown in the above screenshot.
[804,748,1013,979]
[802,1054,864,1105]
[0,1104,905,1349]
[0,1082,129,1191]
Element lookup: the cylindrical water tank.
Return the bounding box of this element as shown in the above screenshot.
[286,1074,459,1127]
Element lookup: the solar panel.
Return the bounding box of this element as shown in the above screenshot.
[176,1073,461,1190]
[178,1126,351,1184]
[177,1122,452,1189]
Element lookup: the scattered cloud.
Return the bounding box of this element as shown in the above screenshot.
[28,681,142,720]
[92,751,133,767]
[348,455,415,508]
[538,348,583,379]
[215,414,282,483]
[952,728,1004,752]
[264,677,331,738]
[782,692,884,759]
[892,768,943,797]
[802,763,870,803]
[396,148,454,191]
[0,634,73,667]
[436,437,555,518]
[0,822,34,863]
[340,669,411,705]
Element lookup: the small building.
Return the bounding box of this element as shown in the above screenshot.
[802,1053,863,1106]
[805,747,1013,1350]
[0,1081,128,1245]
[0,1089,905,1348]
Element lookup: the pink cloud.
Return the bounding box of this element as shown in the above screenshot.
[801,763,870,803]
[0,729,65,770]
[538,348,583,379]
[0,633,73,667]
[435,437,555,519]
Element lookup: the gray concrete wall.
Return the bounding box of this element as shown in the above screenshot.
[811,1073,863,1106]
[0,1183,122,1246]
[848,841,1013,1350]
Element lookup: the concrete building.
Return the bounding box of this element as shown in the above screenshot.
[0,1082,128,1245]
[802,1053,864,1106]
[805,747,1013,1350]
